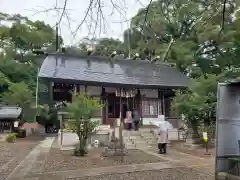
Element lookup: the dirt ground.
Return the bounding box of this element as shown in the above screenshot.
[42,139,165,172]
[170,141,215,158]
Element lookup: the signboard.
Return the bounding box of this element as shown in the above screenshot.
[202,132,208,142]
[14,121,19,128]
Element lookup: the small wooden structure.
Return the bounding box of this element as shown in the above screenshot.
[21,122,45,135]
[0,106,22,133]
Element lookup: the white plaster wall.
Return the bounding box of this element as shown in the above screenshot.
[140,89,158,98]
[80,85,102,96]
[142,117,160,125]
[105,87,116,93]
[59,124,113,147]
[79,86,117,95]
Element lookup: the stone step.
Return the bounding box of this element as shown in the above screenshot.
[123,140,131,143]
[123,131,141,136]
[134,141,146,145]
[125,142,135,146]
[140,131,152,134]
[141,133,155,136]
[125,145,136,149]
[142,136,157,139]
[146,142,157,145]
[143,139,157,142]
[146,139,157,143]
[139,128,152,132]
[135,144,151,149]
[129,136,142,140]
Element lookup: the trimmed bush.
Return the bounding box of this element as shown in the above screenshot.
[5,133,17,143]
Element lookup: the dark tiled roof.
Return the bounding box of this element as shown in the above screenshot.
[38,54,190,88]
[0,106,22,119]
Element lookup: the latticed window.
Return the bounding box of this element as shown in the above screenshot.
[142,99,158,116]
[164,97,177,117]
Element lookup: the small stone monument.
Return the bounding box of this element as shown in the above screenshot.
[101,134,127,157]
[184,128,201,149]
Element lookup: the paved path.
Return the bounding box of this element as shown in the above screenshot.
[140,146,215,176]
[7,137,55,179]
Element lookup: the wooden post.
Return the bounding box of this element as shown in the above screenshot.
[136,89,143,126]
[59,114,63,146]
[101,87,106,125]
[119,88,124,162]
[159,89,165,115]
[49,81,54,103]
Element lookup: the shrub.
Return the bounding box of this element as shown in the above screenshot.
[5,133,17,143]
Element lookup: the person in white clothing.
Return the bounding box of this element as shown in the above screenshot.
[157,128,168,154]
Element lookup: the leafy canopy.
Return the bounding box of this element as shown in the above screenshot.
[66,93,102,133]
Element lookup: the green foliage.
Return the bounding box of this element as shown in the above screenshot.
[0,13,59,98]
[66,93,102,156]
[5,133,17,143]
[2,82,33,106]
[172,74,224,134]
[76,37,125,56]
[1,82,35,120]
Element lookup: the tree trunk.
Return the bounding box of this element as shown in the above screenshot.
[74,136,85,157]
[79,137,85,156]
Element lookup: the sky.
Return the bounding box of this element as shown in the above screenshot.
[0,0,150,45]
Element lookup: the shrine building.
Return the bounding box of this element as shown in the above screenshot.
[38,53,190,128]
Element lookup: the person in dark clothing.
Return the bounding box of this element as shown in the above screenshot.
[132,108,140,131]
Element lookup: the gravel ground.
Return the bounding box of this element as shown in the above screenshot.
[0,136,43,180]
[43,140,165,172]
[171,142,215,158]
[65,168,214,180]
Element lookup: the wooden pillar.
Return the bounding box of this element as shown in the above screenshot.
[84,85,87,92]
[48,81,54,103]
[101,87,106,124]
[76,84,80,92]
[136,89,143,126]
[158,89,165,115]
[59,113,63,146]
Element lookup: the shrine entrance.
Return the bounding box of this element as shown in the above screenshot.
[107,93,135,119]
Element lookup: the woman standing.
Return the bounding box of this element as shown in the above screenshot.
[132,108,140,131]
[125,109,133,130]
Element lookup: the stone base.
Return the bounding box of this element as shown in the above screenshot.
[102,147,127,157]
[217,172,240,180]
[185,138,201,144]
[209,138,216,147]
[184,138,201,149]
[184,143,201,149]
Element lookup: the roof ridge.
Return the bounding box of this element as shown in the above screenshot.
[48,53,156,64]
